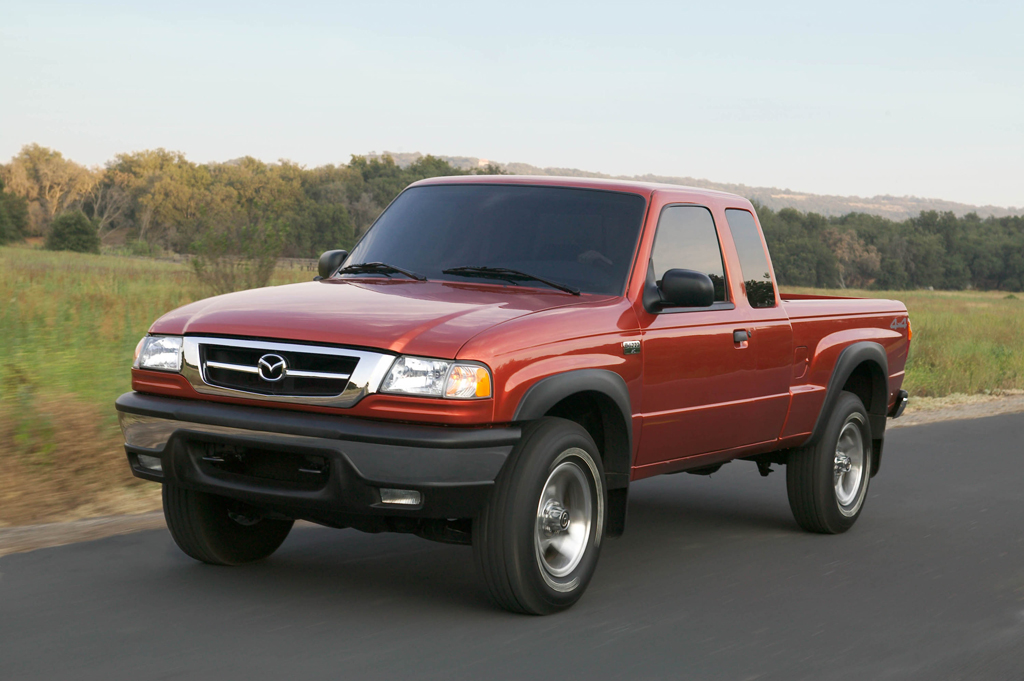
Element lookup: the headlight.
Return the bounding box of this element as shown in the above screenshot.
[133,336,183,372]
[381,356,492,399]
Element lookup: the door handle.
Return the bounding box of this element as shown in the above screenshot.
[733,329,750,343]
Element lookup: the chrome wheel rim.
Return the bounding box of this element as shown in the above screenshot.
[535,451,593,584]
[834,416,866,515]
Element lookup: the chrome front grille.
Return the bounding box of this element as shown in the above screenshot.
[180,337,396,408]
[201,343,357,397]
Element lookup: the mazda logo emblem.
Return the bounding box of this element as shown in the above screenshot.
[257,354,288,382]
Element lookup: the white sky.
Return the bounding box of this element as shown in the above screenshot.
[1,0,1021,207]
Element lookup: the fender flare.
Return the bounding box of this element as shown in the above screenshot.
[806,341,889,451]
[513,369,633,488]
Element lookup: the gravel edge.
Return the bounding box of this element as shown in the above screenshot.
[0,512,166,558]
[889,395,1024,429]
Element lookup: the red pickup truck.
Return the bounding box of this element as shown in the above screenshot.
[117,176,910,614]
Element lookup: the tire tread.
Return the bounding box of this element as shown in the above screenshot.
[162,483,292,566]
[473,418,604,614]
[786,391,871,534]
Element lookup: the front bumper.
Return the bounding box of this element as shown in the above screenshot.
[115,392,519,525]
[889,389,909,419]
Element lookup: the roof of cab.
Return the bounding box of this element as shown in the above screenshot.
[409,174,748,203]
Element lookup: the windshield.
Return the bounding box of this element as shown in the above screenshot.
[344,184,648,296]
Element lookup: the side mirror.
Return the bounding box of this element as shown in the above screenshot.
[659,269,715,308]
[317,250,348,280]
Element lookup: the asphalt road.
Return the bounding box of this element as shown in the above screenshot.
[3,414,1023,681]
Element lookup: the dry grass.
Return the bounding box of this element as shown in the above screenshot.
[0,393,160,526]
[906,389,1024,413]
[0,245,310,526]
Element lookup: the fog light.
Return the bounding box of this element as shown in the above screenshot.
[379,488,422,505]
[137,454,163,472]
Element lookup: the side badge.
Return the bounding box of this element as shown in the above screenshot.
[622,340,641,355]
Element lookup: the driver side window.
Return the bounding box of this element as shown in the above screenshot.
[650,205,728,302]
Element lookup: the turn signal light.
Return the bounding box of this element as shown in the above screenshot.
[446,365,491,398]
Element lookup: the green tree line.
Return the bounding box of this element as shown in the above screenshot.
[758,205,1024,291]
[0,144,504,253]
[2,143,1022,292]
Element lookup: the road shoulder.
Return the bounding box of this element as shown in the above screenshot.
[0,512,165,558]
[889,393,1024,429]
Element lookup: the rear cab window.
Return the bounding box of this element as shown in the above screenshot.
[650,205,729,305]
[724,209,777,308]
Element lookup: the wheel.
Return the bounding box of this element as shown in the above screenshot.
[787,391,872,534]
[162,483,294,565]
[473,418,606,615]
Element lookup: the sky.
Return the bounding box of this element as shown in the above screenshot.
[1,0,1022,208]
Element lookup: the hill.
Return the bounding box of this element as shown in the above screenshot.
[371,152,1023,220]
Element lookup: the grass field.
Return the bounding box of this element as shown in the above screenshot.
[2,246,1022,525]
[0,246,311,526]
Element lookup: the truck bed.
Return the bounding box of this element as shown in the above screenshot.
[776,292,910,440]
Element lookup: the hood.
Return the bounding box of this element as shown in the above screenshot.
[150,279,597,359]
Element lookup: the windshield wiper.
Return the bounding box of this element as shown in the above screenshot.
[442,266,580,295]
[336,262,426,281]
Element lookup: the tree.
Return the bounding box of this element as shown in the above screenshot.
[0,144,95,235]
[344,154,471,236]
[45,210,101,253]
[287,201,354,257]
[190,216,286,294]
[104,149,207,247]
[903,230,946,289]
[822,228,881,289]
[873,234,912,289]
[189,158,304,293]
[0,177,30,244]
[757,205,839,287]
[82,173,131,236]
[474,163,508,175]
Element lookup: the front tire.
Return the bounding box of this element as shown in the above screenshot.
[473,418,605,615]
[786,391,872,534]
[163,483,294,566]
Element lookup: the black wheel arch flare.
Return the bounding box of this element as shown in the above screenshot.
[805,341,890,476]
[512,369,634,537]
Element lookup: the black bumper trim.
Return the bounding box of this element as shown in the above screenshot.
[889,389,909,419]
[116,392,519,521]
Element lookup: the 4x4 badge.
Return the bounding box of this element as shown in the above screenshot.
[622,340,641,355]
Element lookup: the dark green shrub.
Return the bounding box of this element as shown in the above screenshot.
[45,211,101,254]
[0,204,13,245]
[0,177,29,245]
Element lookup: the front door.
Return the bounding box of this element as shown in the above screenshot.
[634,203,779,468]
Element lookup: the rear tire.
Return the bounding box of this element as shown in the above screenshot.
[786,391,872,534]
[163,483,294,565]
[473,418,605,615]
